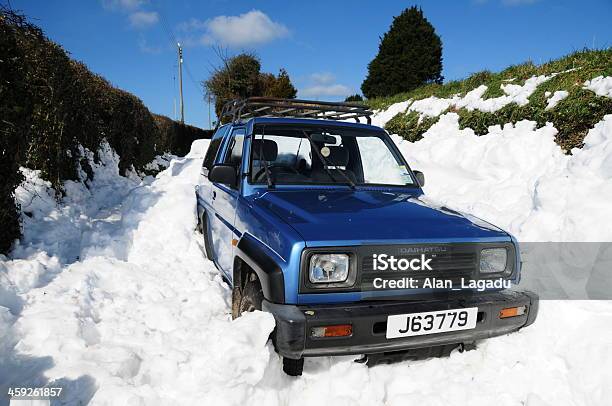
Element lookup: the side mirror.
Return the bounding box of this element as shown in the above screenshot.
[413,170,425,187]
[209,164,237,187]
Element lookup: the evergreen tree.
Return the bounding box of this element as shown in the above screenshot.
[344,94,364,102]
[268,69,297,99]
[361,6,443,98]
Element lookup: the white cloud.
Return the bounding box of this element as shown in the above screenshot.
[129,11,159,29]
[301,84,353,97]
[179,10,289,47]
[177,18,208,32]
[300,72,352,98]
[309,72,335,86]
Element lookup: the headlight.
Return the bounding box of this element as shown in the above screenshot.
[309,254,350,283]
[480,248,508,273]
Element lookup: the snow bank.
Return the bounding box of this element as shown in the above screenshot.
[2,111,612,405]
[375,71,609,126]
[0,139,273,405]
[409,95,458,117]
[584,76,612,98]
[392,113,612,241]
[377,73,561,123]
[144,152,177,172]
[371,100,411,127]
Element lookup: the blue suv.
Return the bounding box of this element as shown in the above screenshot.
[196,98,538,376]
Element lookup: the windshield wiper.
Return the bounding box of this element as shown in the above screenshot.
[302,130,356,190]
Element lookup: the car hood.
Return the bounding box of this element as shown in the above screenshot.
[253,189,508,244]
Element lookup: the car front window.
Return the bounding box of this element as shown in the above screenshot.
[249,125,416,187]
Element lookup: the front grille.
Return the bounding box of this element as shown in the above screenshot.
[359,245,478,290]
[298,243,514,294]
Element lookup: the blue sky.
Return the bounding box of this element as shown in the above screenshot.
[8,0,612,129]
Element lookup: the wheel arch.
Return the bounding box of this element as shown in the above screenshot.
[233,233,285,303]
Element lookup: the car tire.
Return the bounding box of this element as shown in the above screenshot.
[238,275,264,314]
[282,357,304,376]
[234,274,304,376]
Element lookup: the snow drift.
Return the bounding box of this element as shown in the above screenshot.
[395,113,612,242]
[1,106,612,404]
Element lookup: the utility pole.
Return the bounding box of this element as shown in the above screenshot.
[208,94,212,129]
[177,42,184,123]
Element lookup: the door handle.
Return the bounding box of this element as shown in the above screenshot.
[212,191,216,200]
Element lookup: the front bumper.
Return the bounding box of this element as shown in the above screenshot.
[263,290,539,359]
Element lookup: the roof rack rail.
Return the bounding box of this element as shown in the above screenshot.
[217,97,373,128]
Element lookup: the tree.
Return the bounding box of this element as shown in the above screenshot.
[267,69,297,99]
[344,94,364,102]
[204,52,296,119]
[361,6,443,99]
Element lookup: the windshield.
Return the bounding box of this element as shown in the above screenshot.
[249,125,416,187]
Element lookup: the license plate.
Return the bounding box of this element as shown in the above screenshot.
[386,307,478,339]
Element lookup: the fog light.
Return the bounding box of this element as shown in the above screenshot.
[499,306,527,319]
[310,324,352,338]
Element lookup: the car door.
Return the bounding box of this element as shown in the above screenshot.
[209,127,245,279]
[197,125,229,256]
[198,125,229,211]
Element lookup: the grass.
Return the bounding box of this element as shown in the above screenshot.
[366,48,612,151]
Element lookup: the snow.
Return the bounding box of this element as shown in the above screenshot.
[1,139,274,404]
[393,113,612,241]
[408,95,457,117]
[375,73,560,122]
[1,111,612,405]
[545,90,569,110]
[584,76,612,98]
[371,100,410,127]
[143,152,178,173]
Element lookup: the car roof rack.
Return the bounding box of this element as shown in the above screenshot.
[218,97,373,128]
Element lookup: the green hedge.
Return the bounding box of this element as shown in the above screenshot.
[152,114,213,157]
[0,8,210,254]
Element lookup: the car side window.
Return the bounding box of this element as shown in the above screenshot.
[224,128,245,169]
[203,125,229,173]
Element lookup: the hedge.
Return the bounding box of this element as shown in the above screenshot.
[0,8,210,254]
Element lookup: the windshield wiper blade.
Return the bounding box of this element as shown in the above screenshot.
[302,130,356,190]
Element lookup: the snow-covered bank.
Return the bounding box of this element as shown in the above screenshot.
[0,140,275,405]
[393,113,612,241]
[373,69,605,122]
[1,110,611,405]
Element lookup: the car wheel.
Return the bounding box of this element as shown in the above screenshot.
[234,275,305,376]
[238,275,263,315]
[282,357,304,376]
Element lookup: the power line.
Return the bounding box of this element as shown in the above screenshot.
[157,4,201,96]
[183,59,204,96]
[157,4,177,46]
